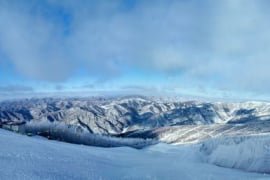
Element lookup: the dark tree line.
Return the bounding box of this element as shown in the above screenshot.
[23,122,157,149]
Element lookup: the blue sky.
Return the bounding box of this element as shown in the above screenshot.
[1,0,270,100]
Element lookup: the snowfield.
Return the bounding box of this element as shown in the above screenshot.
[1,129,269,180]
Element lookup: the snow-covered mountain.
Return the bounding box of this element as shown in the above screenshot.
[1,96,270,178]
[1,96,270,145]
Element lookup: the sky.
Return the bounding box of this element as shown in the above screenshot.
[1,0,270,100]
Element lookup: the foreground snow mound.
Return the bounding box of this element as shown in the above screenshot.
[200,134,270,173]
[0,129,269,180]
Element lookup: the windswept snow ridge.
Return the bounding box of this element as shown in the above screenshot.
[200,134,270,173]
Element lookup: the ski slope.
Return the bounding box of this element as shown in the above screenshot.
[0,129,269,180]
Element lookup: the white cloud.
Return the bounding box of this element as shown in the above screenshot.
[1,0,270,94]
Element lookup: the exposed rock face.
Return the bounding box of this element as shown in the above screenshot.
[1,96,270,137]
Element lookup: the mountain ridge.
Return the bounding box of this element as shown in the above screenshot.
[1,96,270,142]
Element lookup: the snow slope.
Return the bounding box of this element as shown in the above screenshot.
[0,129,269,180]
[201,134,270,173]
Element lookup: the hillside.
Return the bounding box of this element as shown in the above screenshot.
[0,129,269,180]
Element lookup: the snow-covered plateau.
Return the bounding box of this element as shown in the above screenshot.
[1,128,270,180]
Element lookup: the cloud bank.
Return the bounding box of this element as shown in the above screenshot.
[0,85,33,93]
[1,0,270,95]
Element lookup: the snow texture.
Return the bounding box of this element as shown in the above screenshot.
[0,129,269,180]
[200,134,270,173]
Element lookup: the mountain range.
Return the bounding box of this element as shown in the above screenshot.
[1,96,270,145]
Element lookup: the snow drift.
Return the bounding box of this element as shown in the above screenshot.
[200,134,270,173]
